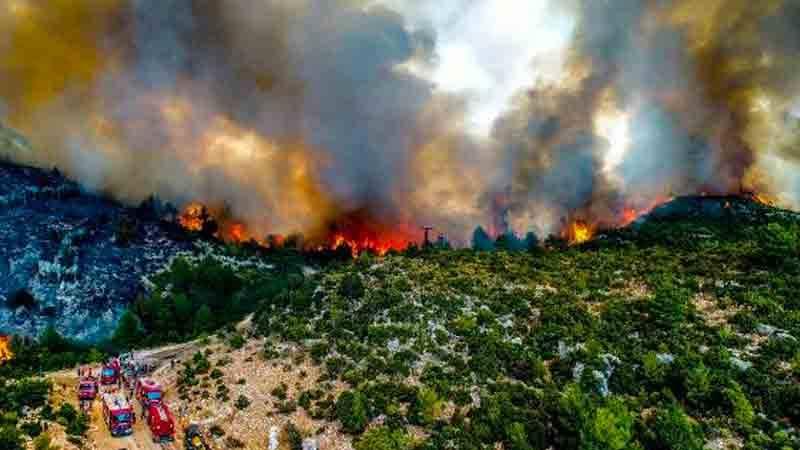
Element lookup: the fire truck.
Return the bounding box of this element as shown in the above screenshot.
[135,378,164,408]
[101,358,121,386]
[101,392,135,437]
[145,401,175,442]
[77,374,99,402]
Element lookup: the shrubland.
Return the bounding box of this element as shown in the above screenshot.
[2,197,798,449]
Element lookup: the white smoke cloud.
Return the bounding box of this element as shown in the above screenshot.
[377,0,576,135]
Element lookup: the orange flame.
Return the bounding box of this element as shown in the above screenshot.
[0,336,13,364]
[566,221,594,245]
[752,193,776,206]
[320,209,415,257]
[329,233,406,257]
[222,223,248,243]
[178,203,206,232]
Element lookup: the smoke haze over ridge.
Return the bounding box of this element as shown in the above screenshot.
[1,0,799,245]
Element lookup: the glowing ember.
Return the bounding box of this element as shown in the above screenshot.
[320,209,415,257]
[0,336,13,364]
[567,221,594,245]
[179,203,206,232]
[622,208,639,226]
[221,222,249,243]
[329,233,403,257]
[753,193,776,206]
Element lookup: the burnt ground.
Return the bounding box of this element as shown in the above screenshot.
[0,162,192,341]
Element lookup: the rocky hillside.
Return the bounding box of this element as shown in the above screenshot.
[2,142,800,450]
[0,161,191,341]
[240,197,800,450]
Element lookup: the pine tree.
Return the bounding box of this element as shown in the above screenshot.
[194,305,214,335]
[112,311,144,349]
[472,226,495,251]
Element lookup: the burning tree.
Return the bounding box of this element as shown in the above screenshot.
[0,336,13,364]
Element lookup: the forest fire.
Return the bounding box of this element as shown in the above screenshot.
[178,202,413,256]
[328,233,407,257]
[566,221,594,245]
[322,210,414,257]
[178,203,207,232]
[0,336,13,364]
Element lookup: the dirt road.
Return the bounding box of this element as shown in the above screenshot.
[48,340,203,450]
[86,389,180,450]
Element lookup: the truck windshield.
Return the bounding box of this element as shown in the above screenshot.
[102,368,115,376]
[147,392,162,400]
[80,384,94,390]
[114,413,131,423]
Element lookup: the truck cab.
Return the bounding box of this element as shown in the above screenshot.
[135,378,164,408]
[78,376,98,401]
[101,359,121,386]
[101,393,134,437]
[146,402,175,442]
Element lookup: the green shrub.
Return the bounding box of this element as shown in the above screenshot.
[335,391,369,434]
[725,383,754,429]
[228,333,246,350]
[355,426,412,450]
[33,433,55,450]
[584,397,635,450]
[653,405,704,450]
[685,363,711,405]
[339,273,365,299]
[506,422,534,450]
[0,426,23,450]
[414,388,444,425]
[649,279,689,330]
[285,422,303,450]
[271,383,288,400]
[235,395,251,410]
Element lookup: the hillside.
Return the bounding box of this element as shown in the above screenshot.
[101,196,800,450]
[0,161,191,341]
[1,195,799,450]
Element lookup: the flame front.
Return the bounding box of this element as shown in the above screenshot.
[179,203,206,232]
[0,336,13,364]
[566,221,594,245]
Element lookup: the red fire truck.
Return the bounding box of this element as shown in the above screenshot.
[145,401,176,442]
[101,358,121,386]
[135,378,164,408]
[101,392,135,437]
[77,374,99,402]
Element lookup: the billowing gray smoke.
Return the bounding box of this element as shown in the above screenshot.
[1,0,799,245]
[492,0,800,231]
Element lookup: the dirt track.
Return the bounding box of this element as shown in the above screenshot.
[86,390,180,450]
[48,341,202,450]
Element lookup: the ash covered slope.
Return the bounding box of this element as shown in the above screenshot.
[0,162,191,341]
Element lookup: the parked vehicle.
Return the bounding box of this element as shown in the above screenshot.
[145,401,175,442]
[77,374,99,401]
[184,424,212,450]
[135,377,164,408]
[101,358,121,386]
[101,392,135,437]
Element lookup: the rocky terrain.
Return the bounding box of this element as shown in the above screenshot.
[0,161,191,341]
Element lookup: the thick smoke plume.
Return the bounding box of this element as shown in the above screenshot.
[1,0,799,245]
[493,0,800,232]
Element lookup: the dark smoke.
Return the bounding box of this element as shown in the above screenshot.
[1,0,799,243]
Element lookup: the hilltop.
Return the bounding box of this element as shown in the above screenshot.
[0,161,192,341]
